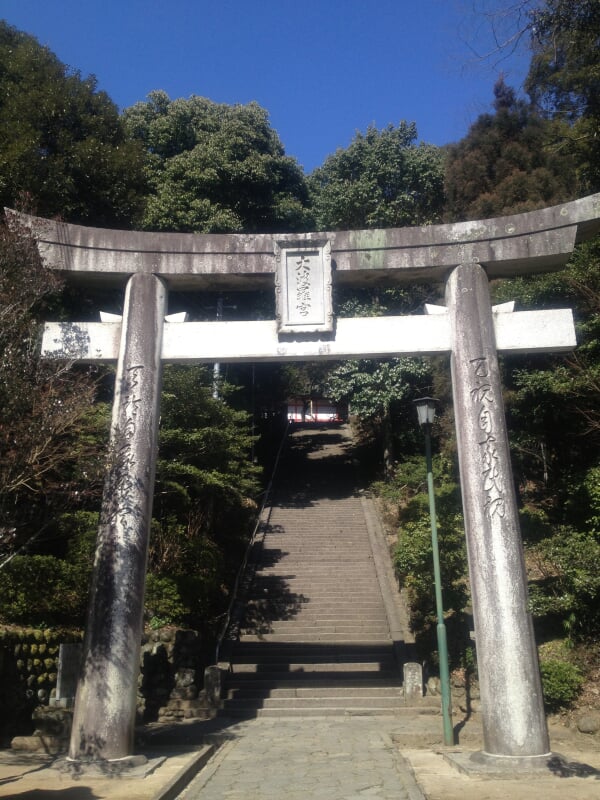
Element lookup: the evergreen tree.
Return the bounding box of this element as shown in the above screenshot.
[309,122,445,230]
[444,77,578,221]
[123,91,312,233]
[0,22,146,226]
[148,365,261,629]
[526,0,600,192]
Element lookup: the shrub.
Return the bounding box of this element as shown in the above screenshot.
[527,527,600,641]
[539,659,583,711]
[144,574,187,627]
[0,555,88,625]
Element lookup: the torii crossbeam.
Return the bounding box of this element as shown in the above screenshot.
[9,193,600,768]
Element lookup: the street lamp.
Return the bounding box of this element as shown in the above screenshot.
[414,397,454,746]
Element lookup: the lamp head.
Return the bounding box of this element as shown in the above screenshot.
[414,397,438,427]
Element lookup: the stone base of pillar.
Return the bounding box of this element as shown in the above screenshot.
[55,753,167,778]
[443,749,573,778]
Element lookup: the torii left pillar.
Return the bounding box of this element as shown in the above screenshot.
[69,273,167,762]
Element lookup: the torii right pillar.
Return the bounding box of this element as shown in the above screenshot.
[447,262,550,761]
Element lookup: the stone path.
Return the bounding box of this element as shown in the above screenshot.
[178,717,425,800]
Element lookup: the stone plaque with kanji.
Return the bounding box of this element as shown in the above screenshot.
[275,239,332,334]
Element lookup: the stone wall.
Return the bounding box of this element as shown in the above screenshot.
[0,625,213,746]
[139,626,213,723]
[0,627,81,746]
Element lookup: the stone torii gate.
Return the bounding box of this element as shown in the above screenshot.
[11,193,600,767]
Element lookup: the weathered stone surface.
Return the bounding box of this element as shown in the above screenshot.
[174,668,195,687]
[446,263,549,758]
[169,686,198,700]
[32,706,73,738]
[10,193,600,287]
[204,665,223,708]
[68,273,167,762]
[42,307,576,364]
[50,643,81,708]
[403,662,423,702]
[275,239,333,333]
[11,734,66,754]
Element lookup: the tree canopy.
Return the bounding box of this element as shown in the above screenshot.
[0,21,146,226]
[309,122,445,230]
[444,77,578,221]
[123,91,313,233]
[526,0,600,192]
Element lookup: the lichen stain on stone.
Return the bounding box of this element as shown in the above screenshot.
[349,229,387,270]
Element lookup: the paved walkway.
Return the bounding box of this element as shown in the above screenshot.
[178,718,425,800]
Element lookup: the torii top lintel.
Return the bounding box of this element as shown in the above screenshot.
[8,193,600,290]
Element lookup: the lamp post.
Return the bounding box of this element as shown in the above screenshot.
[414,397,454,746]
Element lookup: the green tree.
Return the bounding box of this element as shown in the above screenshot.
[469,1,600,193]
[309,122,445,230]
[0,22,146,226]
[493,237,600,506]
[526,0,600,192]
[123,91,312,233]
[444,77,578,221]
[305,123,444,472]
[324,357,431,475]
[148,365,261,629]
[390,453,468,660]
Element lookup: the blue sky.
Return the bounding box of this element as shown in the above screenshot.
[2,0,530,172]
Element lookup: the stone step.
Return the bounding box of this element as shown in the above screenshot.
[225,676,402,690]
[230,662,397,674]
[221,427,409,721]
[242,599,385,608]
[245,589,382,599]
[226,685,402,699]
[246,589,356,596]
[252,566,377,572]
[237,630,393,641]
[253,579,373,584]
[230,641,395,654]
[239,633,392,643]
[247,590,380,597]
[253,572,376,577]
[240,624,390,634]
[242,608,389,619]
[240,616,387,626]
[239,630,391,640]
[222,696,406,711]
[220,706,424,719]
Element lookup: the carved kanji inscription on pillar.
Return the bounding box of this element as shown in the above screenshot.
[469,356,506,520]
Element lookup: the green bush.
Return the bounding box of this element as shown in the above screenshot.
[144,574,187,627]
[539,659,584,711]
[527,527,600,641]
[0,555,89,625]
[384,452,469,665]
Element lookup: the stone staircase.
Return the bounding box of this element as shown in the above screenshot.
[219,424,429,718]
